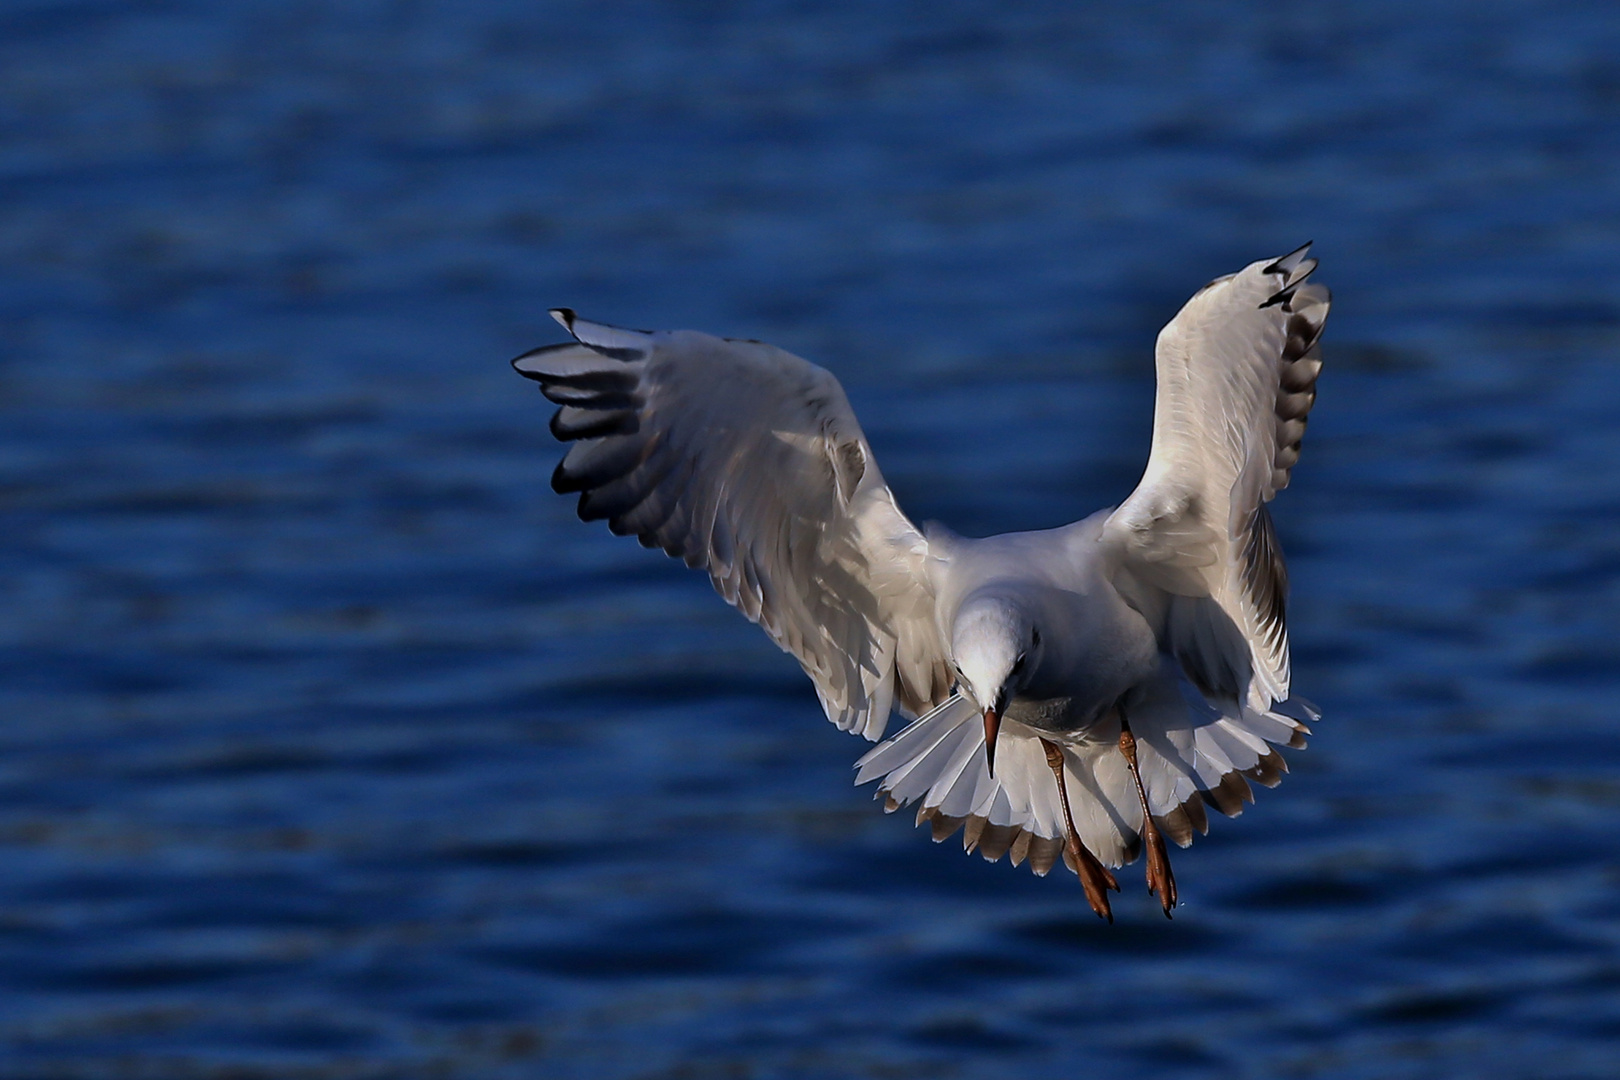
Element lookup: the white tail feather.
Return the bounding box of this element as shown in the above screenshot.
[854,658,1312,874]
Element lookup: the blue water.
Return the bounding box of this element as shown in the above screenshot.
[3,2,1620,1076]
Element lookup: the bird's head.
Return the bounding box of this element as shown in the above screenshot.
[950,594,1043,776]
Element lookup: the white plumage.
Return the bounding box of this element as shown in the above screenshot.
[514,244,1329,918]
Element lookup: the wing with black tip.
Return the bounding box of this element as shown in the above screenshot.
[1104,245,1330,713]
[513,310,952,739]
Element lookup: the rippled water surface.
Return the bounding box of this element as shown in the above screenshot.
[4,2,1620,1077]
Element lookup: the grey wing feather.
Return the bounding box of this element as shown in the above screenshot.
[1105,245,1330,712]
[514,309,952,739]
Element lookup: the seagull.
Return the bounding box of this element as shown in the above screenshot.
[512,244,1328,920]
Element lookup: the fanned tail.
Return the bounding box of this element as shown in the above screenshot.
[854,659,1315,877]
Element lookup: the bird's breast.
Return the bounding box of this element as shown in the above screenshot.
[1004,695,1084,734]
[1013,601,1160,735]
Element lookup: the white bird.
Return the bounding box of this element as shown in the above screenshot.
[513,244,1328,920]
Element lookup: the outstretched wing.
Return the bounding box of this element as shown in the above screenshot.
[514,310,952,739]
[1104,244,1330,712]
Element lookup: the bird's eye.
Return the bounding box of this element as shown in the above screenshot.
[1010,653,1026,675]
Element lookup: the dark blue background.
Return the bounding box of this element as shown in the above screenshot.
[4,2,1620,1077]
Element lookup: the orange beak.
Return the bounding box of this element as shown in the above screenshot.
[983,708,1001,776]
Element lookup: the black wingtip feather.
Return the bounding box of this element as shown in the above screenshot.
[550,408,639,441]
[551,459,589,495]
[544,369,640,393]
[1260,243,1319,308]
[511,342,579,379]
[540,387,642,410]
[1263,241,1313,275]
[546,309,652,362]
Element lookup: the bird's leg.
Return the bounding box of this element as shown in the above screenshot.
[1117,718,1176,917]
[1038,737,1118,923]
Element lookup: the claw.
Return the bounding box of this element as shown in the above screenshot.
[1039,737,1117,923]
[1118,720,1178,917]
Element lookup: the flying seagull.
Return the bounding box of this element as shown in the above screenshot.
[512,244,1328,920]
